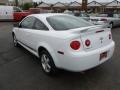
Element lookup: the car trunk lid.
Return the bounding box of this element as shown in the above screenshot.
[70,26,112,51]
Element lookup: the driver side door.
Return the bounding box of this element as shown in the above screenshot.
[16,16,36,47]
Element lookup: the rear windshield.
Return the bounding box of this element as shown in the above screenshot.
[47,15,93,31]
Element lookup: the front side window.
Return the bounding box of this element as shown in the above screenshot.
[20,17,36,29]
[34,19,49,30]
[47,15,93,31]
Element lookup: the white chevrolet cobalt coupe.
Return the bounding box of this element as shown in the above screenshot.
[12,14,115,75]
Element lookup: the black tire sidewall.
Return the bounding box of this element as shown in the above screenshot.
[39,50,57,75]
[13,34,18,47]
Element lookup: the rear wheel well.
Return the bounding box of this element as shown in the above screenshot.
[38,46,58,75]
[38,47,49,57]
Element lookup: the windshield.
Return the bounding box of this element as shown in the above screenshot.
[47,15,93,30]
[13,7,22,12]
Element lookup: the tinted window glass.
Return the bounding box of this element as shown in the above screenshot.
[34,19,48,30]
[13,7,22,12]
[20,17,35,29]
[47,15,93,31]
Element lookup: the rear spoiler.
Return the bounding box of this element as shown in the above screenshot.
[69,25,111,35]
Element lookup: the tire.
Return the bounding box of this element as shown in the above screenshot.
[13,34,18,47]
[39,50,58,76]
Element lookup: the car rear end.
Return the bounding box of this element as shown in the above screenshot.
[90,17,110,28]
[57,26,115,71]
[46,14,115,71]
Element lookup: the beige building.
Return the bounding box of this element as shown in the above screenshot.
[0,0,8,4]
[38,0,120,13]
[87,1,104,13]
[68,1,82,10]
[38,2,51,9]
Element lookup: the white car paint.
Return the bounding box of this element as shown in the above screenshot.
[12,14,115,72]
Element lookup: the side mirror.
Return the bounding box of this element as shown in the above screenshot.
[13,23,19,27]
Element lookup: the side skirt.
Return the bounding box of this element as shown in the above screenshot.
[18,41,39,58]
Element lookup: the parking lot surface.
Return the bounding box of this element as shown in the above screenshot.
[0,22,120,90]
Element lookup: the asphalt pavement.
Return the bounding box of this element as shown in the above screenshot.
[0,22,120,90]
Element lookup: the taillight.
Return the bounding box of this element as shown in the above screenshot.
[70,41,80,50]
[109,34,112,39]
[85,39,91,47]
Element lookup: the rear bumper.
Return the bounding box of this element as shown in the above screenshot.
[57,41,115,72]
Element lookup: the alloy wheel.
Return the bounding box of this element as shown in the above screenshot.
[41,54,51,73]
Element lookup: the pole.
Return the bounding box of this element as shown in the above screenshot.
[82,0,88,12]
[15,0,18,6]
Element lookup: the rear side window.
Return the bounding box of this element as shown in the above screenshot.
[34,19,49,30]
[20,17,36,29]
[47,15,93,31]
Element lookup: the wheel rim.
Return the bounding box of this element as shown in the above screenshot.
[41,54,51,73]
[13,36,17,46]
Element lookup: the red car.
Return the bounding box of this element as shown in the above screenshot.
[0,6,30,21]
[13,7,30,21]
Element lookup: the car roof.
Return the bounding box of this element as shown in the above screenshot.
[28,13,71,19]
